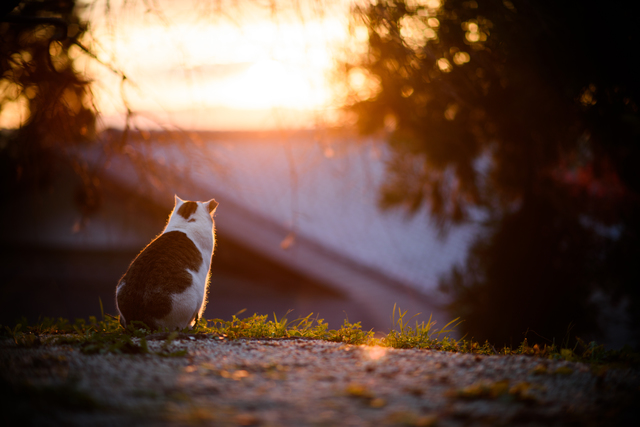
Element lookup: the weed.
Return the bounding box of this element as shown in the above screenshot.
[326,318,374,345]
[383,304,462,350]
[2,302,637,366]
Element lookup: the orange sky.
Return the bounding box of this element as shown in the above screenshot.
[79,0,358,131]
[0,0,444,131]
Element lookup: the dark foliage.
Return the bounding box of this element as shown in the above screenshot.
[1,0,97,210]
[346,0,640,346]
[0,1,212,223]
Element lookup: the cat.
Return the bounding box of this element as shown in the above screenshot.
[116,195,218,331]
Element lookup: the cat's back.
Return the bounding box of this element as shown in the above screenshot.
[116,230,204,329]
[124,231,203,283]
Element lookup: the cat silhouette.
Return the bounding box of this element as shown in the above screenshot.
[116,195,218,330]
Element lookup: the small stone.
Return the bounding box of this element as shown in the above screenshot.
[530,364,548,375]
[554,366,574,376]
[370,398,386,408]
[416,415,438,427]
[346,383,374,399]
[235,413,260,426]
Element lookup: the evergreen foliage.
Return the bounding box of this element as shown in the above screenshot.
[344,0,640,345]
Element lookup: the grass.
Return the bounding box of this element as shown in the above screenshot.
[1,301,638,366]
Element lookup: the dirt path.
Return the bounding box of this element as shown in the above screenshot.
[1,336,638,426]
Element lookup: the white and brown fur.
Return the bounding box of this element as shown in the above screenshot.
[116,195,218,330]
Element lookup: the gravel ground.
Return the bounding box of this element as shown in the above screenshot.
[1,336,639,426]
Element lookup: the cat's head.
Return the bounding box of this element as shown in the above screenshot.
[169,195,218,230]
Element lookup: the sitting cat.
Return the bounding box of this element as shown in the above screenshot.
[116,195,218,330]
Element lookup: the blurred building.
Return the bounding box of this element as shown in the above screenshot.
[0,130,477,332]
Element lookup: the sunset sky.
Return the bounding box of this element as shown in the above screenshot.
[79,0,363,130]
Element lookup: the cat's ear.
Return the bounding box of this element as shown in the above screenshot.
[174,195,185,207]
[206,199,218,215]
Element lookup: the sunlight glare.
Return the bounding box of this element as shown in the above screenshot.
[80,0,353,129]
[0,92,28,129]
[363,346,388,361]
